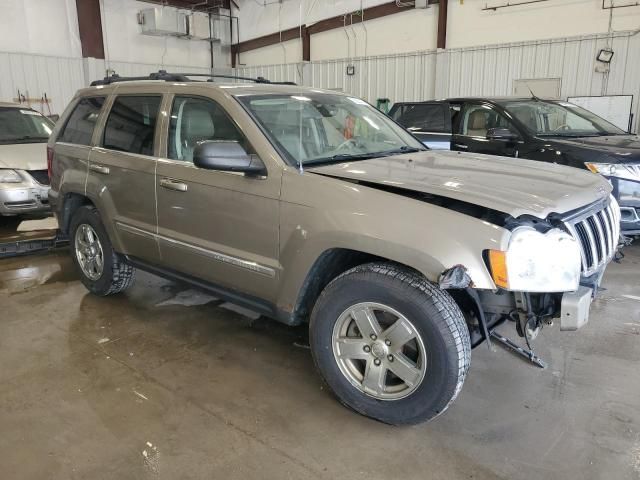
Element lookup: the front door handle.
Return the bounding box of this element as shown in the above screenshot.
[160,178,188,192]
[453,143,469,150]
[89,164,110,174]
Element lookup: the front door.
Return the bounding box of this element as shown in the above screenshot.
[87,94,163,263]
[452,103,523,157]
[155,94,281,303]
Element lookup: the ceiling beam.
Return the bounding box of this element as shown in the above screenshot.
[135,0,231,12]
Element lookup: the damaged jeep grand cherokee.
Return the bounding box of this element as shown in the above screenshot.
[49,72,621,425]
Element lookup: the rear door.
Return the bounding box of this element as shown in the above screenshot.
[86,92,163,263]
[155,93,281,304]
[52,96,106,209]
[389,102,452,149]
[451,102,524,157]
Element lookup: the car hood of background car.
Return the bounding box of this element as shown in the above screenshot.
[307,150,610,219]
[0,143,47,170]
[542,134,640,164]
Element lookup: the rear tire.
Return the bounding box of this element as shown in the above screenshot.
[69,205,135,296]
[309,263,471,425]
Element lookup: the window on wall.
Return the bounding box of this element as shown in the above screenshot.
[102,96,162,156]
[58,97,105,146]
[168,96,247,163]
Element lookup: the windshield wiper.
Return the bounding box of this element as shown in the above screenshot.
[304,145,427,167]
[378,146,426,155]
[305,152,382,166]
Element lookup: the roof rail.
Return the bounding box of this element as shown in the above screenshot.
[90,70,297,86]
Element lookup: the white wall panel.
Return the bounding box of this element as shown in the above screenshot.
[0,52,84,115]
[0,53,214,115]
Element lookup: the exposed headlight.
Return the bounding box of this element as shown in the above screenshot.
[585,162,640,181]
[488,227,581,292]
[0,169,22,183]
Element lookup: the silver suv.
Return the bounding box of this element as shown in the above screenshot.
[49,72,620,425]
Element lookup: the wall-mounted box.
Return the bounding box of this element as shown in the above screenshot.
[138,8,187,37]
[186,13,212,40]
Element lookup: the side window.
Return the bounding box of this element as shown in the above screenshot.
[460,104,516,138]
[168,96,247,163]
[394,104,449,133]
[58,97,105,145]
[102,95,161,156]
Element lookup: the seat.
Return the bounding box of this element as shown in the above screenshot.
[181,106,215,162]
[466,109,488,137]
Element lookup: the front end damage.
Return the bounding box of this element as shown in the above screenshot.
[440,196,626,368]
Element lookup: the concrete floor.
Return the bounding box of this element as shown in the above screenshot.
[0,238,639,479]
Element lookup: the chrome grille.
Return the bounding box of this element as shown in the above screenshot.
[564,197,621,276]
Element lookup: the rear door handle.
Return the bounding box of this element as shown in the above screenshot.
[453,143,469,150]
[160,178,188,192]
[89,164,110,174]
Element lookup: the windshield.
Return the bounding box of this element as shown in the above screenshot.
[0,107,54,144]
[501,100,626,137]
[237,93,425,166]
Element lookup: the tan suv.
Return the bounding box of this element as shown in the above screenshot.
[49,72,620,425]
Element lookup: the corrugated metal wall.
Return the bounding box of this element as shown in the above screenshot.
[0,53,212,115]
[235,30,640,132]
[3,30,639,129]
[0,52,85,116]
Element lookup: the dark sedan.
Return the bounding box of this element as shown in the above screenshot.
[389,97,640,235]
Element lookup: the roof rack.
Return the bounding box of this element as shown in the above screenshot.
[90,70,297,86]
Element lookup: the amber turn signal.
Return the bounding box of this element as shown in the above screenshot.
[488,250,509,289]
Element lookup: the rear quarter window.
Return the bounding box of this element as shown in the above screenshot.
[102,96,162,156]
[58,97,105,145]
[394,104,449,133]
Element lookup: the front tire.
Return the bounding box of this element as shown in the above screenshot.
[309,263,471,425]
[69,205,135,296]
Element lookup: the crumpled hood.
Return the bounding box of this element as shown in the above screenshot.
[543,135,640,163]
[0,143,47,170]
[307,150,611,219]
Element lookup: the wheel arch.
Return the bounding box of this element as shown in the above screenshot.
[288,247,436,325]
[58,192,95,235]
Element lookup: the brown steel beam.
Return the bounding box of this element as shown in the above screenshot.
[307,1,414,35]
[437,0,448,49]
[75,0,105,59]
[234,26,303,54]
[302,25,311,61]
[233,0,440,59]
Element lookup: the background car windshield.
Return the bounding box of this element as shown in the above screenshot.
[237,93,424,165]
[0,107,54,144]
[502,100,625,136]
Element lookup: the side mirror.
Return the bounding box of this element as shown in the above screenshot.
[486,128,518,141]
[193,141,266,176]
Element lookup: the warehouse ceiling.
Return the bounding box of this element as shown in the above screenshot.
[137,0,236,12]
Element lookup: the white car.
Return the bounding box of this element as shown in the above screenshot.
[0,102,54,216]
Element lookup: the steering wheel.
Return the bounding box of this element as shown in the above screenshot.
[333,137,360,152]
[554,124,572,131]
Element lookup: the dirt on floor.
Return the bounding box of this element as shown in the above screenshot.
[0,241,639,480]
